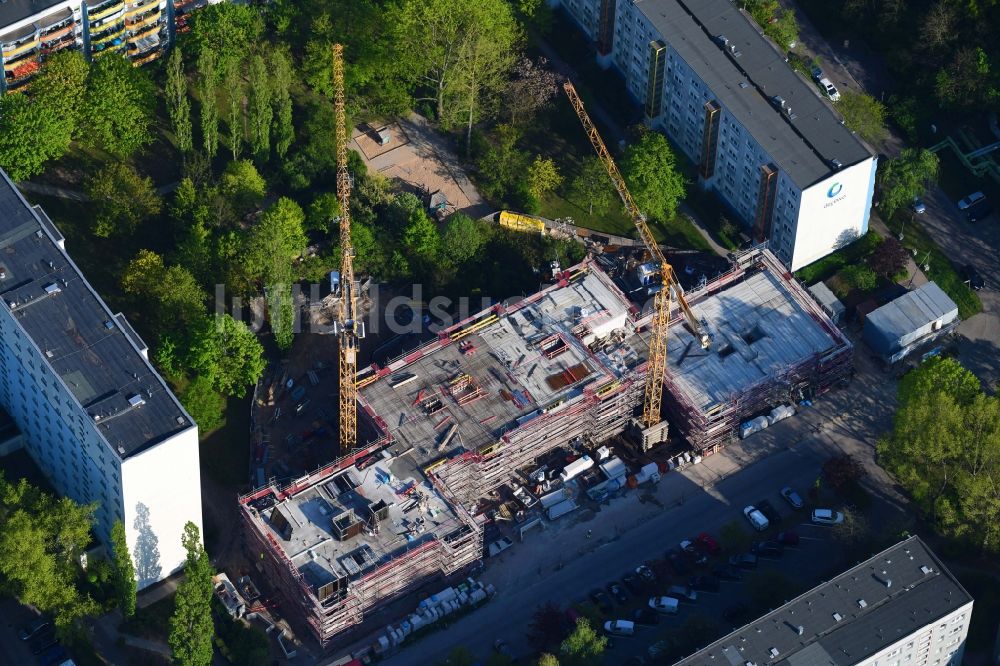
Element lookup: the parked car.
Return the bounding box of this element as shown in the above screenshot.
[648,596,680,614]
[635,564,656,583]
[667,584,698,602]
[810,65,823,81]
[811,508,845,525]
[677,541,708,565]
[18,617,51,641]
[666,548,692,576]
[590,590,614,613]
[756,499,781,524]
[689,575,720,593]
[604,620,636,636]
[779,486,804,509]
[776,531,800,546]
[957,191,986,210]
[722,603,751,624]
[487,537,514,557]
[911,198,926,214]
[752,541,785,558]
[30,630,58,655]
[729,553,759,569]
[963,264,985,291]
[967,200,993,223]
[607,582,629,604]
[743,505,769,532]
[693,532,721,555]
[818,77,840,101]
[632,608,661,626]
[622,572,644,594]
[713,564,744,581]
[38,645,69,666]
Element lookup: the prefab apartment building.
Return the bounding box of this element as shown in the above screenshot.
[0,0,214,93]
[0,170,203,589]
[551,0,878,271]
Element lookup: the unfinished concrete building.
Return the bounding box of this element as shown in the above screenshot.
[239,451,481,647]
[355,260,649,510]
[241,251,850,646]
[662,250,852,454]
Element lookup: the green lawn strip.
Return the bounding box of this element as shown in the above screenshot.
[901,219,983,319]
[793,230,882,285]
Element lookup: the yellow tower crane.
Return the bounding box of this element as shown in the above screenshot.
[562,80,710,427]
[333,44,362,450]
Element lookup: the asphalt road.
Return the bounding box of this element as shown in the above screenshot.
[377,398,893,666]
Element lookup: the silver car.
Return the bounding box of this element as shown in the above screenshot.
[780,486,804,509]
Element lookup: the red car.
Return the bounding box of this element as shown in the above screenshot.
[777,531,800,546]
[694,532,721,555]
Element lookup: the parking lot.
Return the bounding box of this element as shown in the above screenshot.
[568,493,850,664]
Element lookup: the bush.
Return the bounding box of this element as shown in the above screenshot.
[795,231,883,284]
[841,265,877,291]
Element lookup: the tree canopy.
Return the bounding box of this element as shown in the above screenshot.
[620,130,686,222]
[86,163,163,237]
[559,617,606,666]
[169,522,215,666]
[877,148,940,221]
[878,357,1000,553]
[0,474,99,634]
[837,90,888,146]
[82,54,155,157]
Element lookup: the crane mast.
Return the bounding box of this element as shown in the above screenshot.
[334,44,359,450]
[562,80,710,427]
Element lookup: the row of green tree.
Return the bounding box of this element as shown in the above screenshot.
[878,356,1000,553]
[0,473,135,640]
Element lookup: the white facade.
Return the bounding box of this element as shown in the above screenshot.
[121,428,203,587]
[854,603,973,666]
[0,173,202,590]
[551,0,877,271]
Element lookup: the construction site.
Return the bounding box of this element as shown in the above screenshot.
[238,61,854,652]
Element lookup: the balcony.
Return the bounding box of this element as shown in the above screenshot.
[5,59,41,83]
[88,0,125,23]
[125,0,159,17]
[91,28,125,49]
[39,24,74,43]
[2,38,40,58]
[131,49,160,66]
[125,9,161,32]
[41,35,79,56]
[128,22,159,41]
[128,31,159,54]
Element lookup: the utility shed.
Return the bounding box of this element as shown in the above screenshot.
[808,282,846,325]
[862,282,958,364]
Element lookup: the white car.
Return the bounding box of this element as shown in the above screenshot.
[818,77,840,101]
[604,619,635,636]
[743,505,770,532]
[811,508,844,525]
[958,191,985,210]
[648,596,680,614]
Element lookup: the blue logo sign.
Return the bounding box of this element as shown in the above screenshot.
[827,182,843,198]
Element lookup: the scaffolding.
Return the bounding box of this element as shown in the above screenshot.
[238,439,482,649]
[662,250,852,454]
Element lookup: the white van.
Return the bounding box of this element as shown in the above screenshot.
[743,505,770,532]
[819,78,840,101]
[604,620,636,636]
[648,596,680,614]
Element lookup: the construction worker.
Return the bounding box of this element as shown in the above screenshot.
[586,529,592,539]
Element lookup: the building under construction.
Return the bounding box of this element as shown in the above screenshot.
[241,250,850,646]
[662,250,852,453]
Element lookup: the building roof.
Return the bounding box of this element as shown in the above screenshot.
[675,536,973,666]
[635,0,872,189]
[666,268,845,411]
[807,282,845,318]
[0,0,70,35]
[252,456,468,592]
[0,171,193,458]
[865,282,957,340]
[357,266,647,467]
